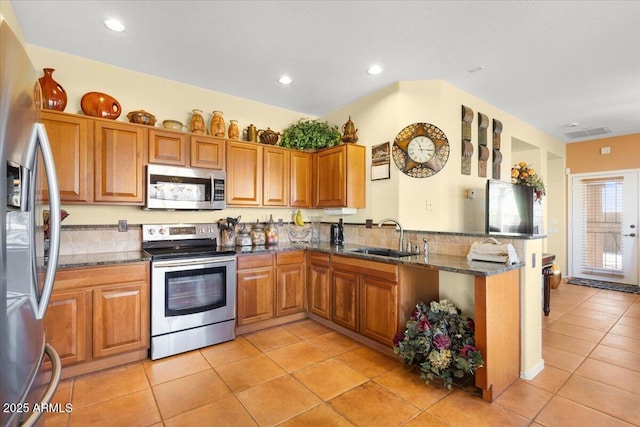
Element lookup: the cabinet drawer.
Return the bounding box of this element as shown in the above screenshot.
[308,251,330,268]
[331,255,398,282]
[237,253,274,270]
[277,250,305,265]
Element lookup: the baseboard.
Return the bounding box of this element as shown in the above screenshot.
[521,358,545,380]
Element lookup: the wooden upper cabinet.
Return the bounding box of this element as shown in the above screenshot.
[190,135,225,170]
[226,140,262,206]
[290,150,312,208]
[148,128,188,166]
[263,146,289,207]
[40,111,92,202]
[314,144,365,208]
[93,120,146,204]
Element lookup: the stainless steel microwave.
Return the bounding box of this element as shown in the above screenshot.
[145,164,226,210]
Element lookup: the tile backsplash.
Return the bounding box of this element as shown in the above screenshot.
[59,223,525,260]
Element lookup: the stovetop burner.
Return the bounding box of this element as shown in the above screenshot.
[142,223,236,261]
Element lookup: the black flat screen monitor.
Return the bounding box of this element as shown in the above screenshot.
[486,179,535,235]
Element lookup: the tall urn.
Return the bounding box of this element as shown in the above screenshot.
[210,111,226,137]
[189,109,206,134]
[38,68,67,111]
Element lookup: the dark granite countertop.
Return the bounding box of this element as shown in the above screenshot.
[56,251,151,269]
[237,242,524,276]
[56,242,523,276]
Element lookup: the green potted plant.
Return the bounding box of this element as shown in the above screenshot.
[280,118,340,150]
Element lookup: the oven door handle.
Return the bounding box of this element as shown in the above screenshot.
[152,256,237,269]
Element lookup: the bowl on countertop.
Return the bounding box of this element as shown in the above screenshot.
[286,225,311,244]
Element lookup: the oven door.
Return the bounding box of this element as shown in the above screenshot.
[151,255,236,337]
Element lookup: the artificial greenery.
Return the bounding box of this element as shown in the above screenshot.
[394,299,484,389]
[280,118,340,150]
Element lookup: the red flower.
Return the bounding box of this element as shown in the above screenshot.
[460,344,477,357]
[433,334,451,350]
[392,332,403,345]
[417,318,431,332]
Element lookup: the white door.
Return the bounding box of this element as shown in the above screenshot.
[569,171,639,285]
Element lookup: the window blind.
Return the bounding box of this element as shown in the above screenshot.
[578,176,624,276]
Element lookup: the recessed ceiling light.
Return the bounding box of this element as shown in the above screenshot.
[278,75,292,85]
[468,65,485,73]
[367,65,383,75]
[567,122,580,128]
[104,18,125,33]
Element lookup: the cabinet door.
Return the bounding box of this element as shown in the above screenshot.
[314,145,365,208]
[92,282,149,359]
[331,270,358,331]
[190,135,225,169]
[314,146,346,207]
[263,146,289,207]
[93,120,146,204]
[237,266,274,325]
[360,277,398,346]
[40,112,92,202]
[148,128,188,166]
[308,263,330,319]
[290,150,312,208]
[226,140,262,206]
[44,290,88,366]
[276,251,306,316]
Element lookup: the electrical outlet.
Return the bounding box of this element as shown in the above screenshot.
[425,200,434,211]
[365,219,373,228]
[118,219,128,232]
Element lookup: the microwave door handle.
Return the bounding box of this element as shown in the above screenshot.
[32,123,61,319]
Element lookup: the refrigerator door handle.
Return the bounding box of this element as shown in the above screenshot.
[21,344,62,427]
[32,123,61,319]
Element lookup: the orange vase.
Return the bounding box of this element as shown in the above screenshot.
[38,68,67,111]
[189,109,206,134]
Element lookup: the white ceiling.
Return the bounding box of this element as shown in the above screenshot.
[10,0,640,143]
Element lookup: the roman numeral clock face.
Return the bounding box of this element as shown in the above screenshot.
[392,122,450,178]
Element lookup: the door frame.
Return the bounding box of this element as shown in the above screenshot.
[568,168,640,285]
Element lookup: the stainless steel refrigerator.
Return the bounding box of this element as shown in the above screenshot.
[1,20,62,427]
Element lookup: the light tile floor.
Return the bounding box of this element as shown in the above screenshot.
[44,281,640,426]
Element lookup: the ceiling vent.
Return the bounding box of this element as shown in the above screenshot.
[565,127,611,139]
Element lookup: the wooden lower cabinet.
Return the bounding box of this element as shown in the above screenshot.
[330,255,399,346]
[92,283,149,358]
[307,251,331,319]
[359,277,398,346]
[237,253,275,325]
[331,269,359,331]
[44,290,88,366]
[276,251,305,317]
[43,262,149,376]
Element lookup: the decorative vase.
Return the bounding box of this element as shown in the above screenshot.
[189,109,206,134]
[228,120,240,140]
[210,110,225,137]
[81,92,121,119]
[38,68,67,111]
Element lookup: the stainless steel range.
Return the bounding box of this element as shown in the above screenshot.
[142,223,237,360]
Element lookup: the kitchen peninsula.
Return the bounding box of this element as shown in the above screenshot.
[52,238,524,402]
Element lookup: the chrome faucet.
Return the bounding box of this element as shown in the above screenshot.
[378,218,403,251]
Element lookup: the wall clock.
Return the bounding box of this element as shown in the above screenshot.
[392,122,450,178]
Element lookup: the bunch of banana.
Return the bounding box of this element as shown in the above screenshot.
[292,210,304,226]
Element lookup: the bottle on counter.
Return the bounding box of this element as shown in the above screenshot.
[265,214,279,245]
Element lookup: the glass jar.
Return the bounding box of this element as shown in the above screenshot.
[265,214,279,245]
[235,226,252,247]
[251,222,266,246]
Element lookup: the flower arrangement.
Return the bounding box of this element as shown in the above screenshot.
[511,162,546,202]
[393,299,484,389]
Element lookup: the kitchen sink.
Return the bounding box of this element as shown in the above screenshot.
[350,248,414,258]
